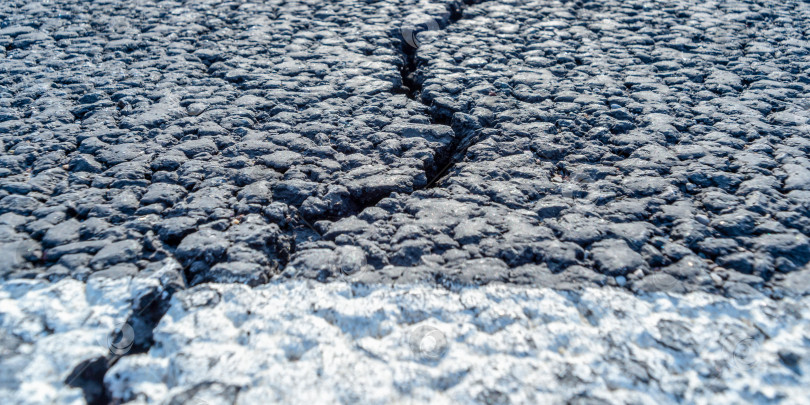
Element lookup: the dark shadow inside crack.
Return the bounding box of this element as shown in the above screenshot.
[294,1,493,220]
[391,1,495,188]
[65,357,111,405]
[65,277,181,404]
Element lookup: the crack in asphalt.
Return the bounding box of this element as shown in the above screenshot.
[56,4,500,397]
[64,262,183,404]
[397,0,494,188]
[3,0,810,402]
[273,0,497,271]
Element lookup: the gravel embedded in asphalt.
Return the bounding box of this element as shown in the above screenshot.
[1,0,810,294]
[2,0,810,403]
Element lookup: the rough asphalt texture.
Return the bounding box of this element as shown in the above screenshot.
[108,282,809,404]
[1,0,809,295]
[3,278,809,404]
[1,0,810,403]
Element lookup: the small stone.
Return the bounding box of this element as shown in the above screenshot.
[141,184,187,206]
[42,219,81,248]
[90,240,142,270]
[590,239,645,276]
[176,139,218,158]
[175,229,229,265]
[186,103,208,116]
[336,245,366,275]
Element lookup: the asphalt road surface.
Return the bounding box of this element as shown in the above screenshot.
[1,0,809,403]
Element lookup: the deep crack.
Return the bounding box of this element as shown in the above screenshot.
[395,0,494,188]
[293,1,493,224]
[65,274,181,404]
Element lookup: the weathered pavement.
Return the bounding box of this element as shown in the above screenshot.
[1,0,810,403]
[3,278,809,404]
[3,0,810,293]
